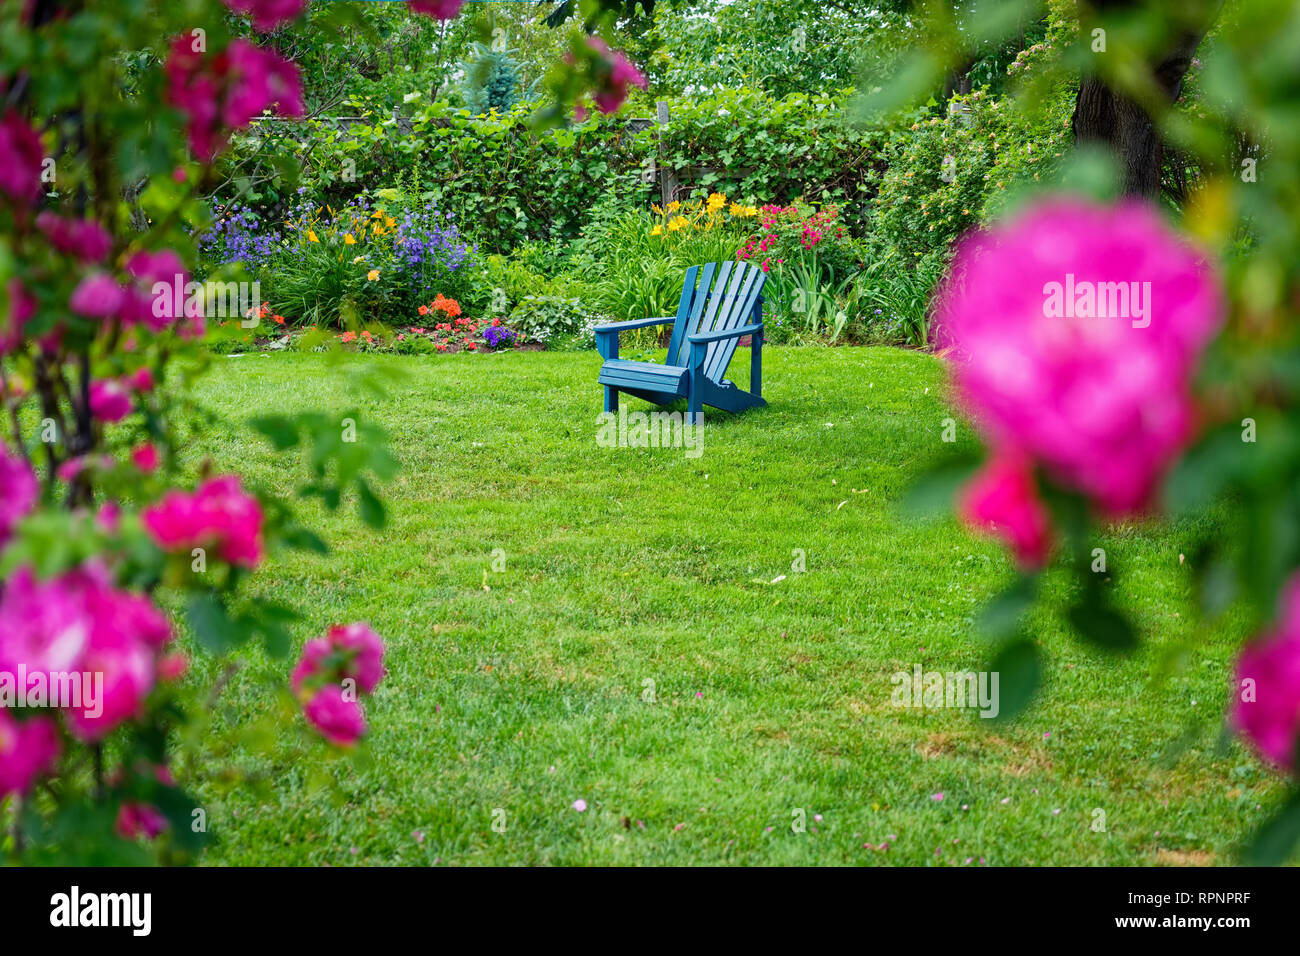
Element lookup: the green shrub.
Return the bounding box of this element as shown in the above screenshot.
[508,294,600,348]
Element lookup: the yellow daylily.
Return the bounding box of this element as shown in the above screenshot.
[706,192,727,212]
[667,216,689,232]
[650,224,664,236]
[344,234,356,245]
[367,269,380,281]
[667,201,681,213]
[307,230,320,243]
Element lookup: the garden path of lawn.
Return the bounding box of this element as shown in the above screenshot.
[186,345,1279,865]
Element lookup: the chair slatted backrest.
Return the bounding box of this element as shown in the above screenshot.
[665,262,766,379]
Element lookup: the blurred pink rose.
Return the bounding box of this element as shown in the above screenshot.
[0,443,37,547]
[116,801,170,840]
[958,453,1053,569]
[222,0,308,31]
[302,684,366,746]
[0,566,91,679]
[0,110,43,205]
[0,712,60,797]
[1233,576,1300,770]
[89,379,132,422]
[128,367,155,392]
[934,198,1222,517]
[141,474,264,567]
[586,37,647,114]
[131,443,160,473]
[407,0,464,19]
[1,280,35,355]
[36,212,113,263]
[292,622,385,697]
[165,37,303,161]
[70,273,126,319]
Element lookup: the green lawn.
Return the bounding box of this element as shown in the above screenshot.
[183,345,1279,865]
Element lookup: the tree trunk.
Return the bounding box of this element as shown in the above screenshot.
[1071,3,1214,197]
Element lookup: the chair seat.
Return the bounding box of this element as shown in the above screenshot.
[598,359,688,396]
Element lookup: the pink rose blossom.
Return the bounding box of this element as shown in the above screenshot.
[62,620,157,742]
[70,273,126,319]
[0,110,44,205]
[302,684,366,746]
[0,712,60,797]
[131,443,160,473]
[1,280,35,355]
[0,566,91,680]
[292,623,385,696]
[116,801,170,840]
[158,652,189,682]
[222,0,309,31]
[95,501,121,533]
[141,474,265,567]
[0,443,37,547]
[1233,575,1300,770]
[585,37,647,115]
[934,198,1222,517]
[36,212,113,263]
[128,367,155,392]
[958,453,1054,569]
[89,379,132,422]
[165,38,304,161]
[406,0,465,19]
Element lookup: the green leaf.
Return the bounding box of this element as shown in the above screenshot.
[357,478,386,529]
[282,526,330,555]
[1067,596,1138,653]
[249,414,301,451]
[989,638,1041,722]
[899,459,979,520]
[185,593,243,655]
[1242,789,1300,866]
[975,575,1038,641]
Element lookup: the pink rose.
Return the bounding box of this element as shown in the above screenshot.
[0,566,91,680]
[116,801,170,840]
[89,379,132,423]
[1233,575,1300,771]
[585,37,647,115]
[958,453,1053,569]
[291,623,385,697]
[131,443,160,473]
[36,212,113,263]
[1,280,35,356]
[302,684,366,746]
[406,0,464,19]
[70,273,126,319]
[62,618,156,742]
[0,712,60,797]
[128,367,155,392]
[934,198,1223,517]
[165,38,303,161]
[0,443,38,548]
[0,110,44,206]
[141,474,265,567]
[222,0,308,32]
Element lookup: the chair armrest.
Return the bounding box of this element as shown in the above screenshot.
[594,316,675,336]
[687,322,763,345]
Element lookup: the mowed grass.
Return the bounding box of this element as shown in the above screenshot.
[181,345,1281,866]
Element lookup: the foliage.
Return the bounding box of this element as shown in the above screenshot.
[0,0,405,866]
[508,294,601,349]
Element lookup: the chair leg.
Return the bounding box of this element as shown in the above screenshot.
[604,385,618,413]
[751,334,762,399]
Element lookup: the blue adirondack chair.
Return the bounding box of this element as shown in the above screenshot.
[594,261,767,416]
